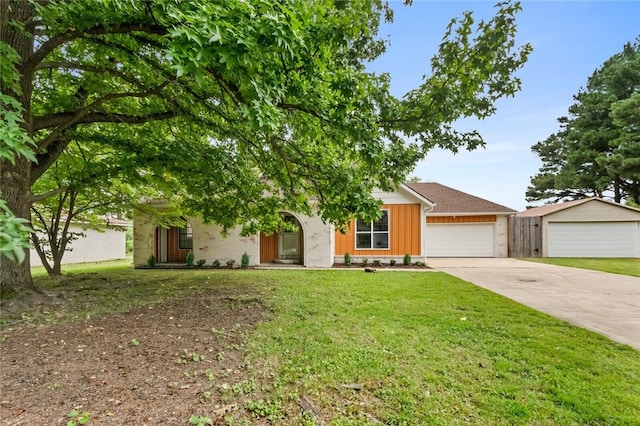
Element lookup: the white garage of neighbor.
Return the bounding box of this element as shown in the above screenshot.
[516,198,640,258]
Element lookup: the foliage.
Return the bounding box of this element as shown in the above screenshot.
[0,200,33,263]
[186,252,194,267]
[343,252,351,266]
[403,253,411,265]
[360,258,369,267]
[196,259,206,267]
[1,0,530,292]
[212,259,220,268]
[67,409,90,426]
[241,252,250,269]
[389,259,396,266]
[188,415,213,426]
[226,259,236,268]
[527,40,640,204]
[146,254,155,267]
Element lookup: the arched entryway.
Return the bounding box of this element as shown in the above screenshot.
[259,214,304,264]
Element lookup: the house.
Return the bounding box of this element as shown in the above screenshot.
[30,218,130,267]
[512,198,640,258]
[133,183,516,268]
[406,182,516,258]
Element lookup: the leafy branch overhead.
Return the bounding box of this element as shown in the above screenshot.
[1,0,530,291]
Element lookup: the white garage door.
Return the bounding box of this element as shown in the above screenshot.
[547,222,639,257]
[426,223,495,257]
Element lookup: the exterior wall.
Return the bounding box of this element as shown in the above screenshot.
[494,215,509,258]
[134,210,159,267]
[427,215,497,223]
[544,200,640,222]
[134,209,334,268]
[294,212,334,267]
[31,225,126,267]
[334,204,422,259]
[191,218,259,266]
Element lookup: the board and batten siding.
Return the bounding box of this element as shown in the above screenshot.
[334,204,421,256]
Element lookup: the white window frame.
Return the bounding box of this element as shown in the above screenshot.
[355,209,390,250]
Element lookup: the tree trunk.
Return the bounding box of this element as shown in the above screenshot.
[0,0,38,295]
[0,159,37,295]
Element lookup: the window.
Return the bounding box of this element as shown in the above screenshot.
[355,210,389,249]
[178,224,193,250]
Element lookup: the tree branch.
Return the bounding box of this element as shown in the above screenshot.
[21,22,167,76]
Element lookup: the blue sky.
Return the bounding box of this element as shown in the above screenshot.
[369,1,640,211]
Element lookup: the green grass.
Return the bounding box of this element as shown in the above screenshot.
[523,257,640,277]
[8,267,640,424]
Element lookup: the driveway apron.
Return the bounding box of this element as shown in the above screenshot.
[427,258,640,350]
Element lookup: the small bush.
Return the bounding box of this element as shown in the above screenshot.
[226,259,235,268]
[186,252,194,266]
[372,259,381,267]
[403,254,411,265]
[212,259,220,268]
[147,254,156,267]
[344,252,351,265]
[414,261,426,267]
[196,259,206,267]
[389,259,397,266]
[361,258,368,267]
[241,252,250,268]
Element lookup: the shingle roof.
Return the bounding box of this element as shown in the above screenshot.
[516,197,640,217]
[404,182,517,214]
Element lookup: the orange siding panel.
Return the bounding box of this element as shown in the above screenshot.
[427,215,496,224]
[334,204,421,256]
[260,233,279,263]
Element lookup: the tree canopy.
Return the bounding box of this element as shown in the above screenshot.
[0,0,530,294]
[527,40,640,205]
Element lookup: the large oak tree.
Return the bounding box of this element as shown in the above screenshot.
[1,0,530,295]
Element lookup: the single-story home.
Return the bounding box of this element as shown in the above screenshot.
[513,198,640,258]
[30,218,130,267]
[133,182,516,268]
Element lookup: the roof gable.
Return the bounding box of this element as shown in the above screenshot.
[516,198,640,217]
[404,182,517,214]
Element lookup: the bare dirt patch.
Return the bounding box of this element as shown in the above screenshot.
[0,290,269,425]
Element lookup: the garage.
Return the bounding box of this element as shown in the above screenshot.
[514,198,640,258]
[548,222,638,258]
[426,223,495,257]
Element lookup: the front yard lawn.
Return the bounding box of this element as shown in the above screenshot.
[1,268,638,425]
[524,257,640,277]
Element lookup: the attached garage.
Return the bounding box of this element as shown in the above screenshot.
[514,198,640,258]
[426,223,495,257]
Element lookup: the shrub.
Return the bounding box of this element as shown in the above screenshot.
[344,252,351,266]
[196,259,206,267]
[186,252,194,266]
[414,261,426,267]
[389,259,397,266]
[147,254,155,267]
[212,259,220,268]
[226,259,235,268]
[361,258,368,267]
[241,252,250,268]
[372,260,381,267]
[403,253,411,265]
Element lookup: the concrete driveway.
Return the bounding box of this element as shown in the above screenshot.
[427,258,640,350]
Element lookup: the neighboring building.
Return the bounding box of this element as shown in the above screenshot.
[513,198,640,258]
[133,182,517,268]
[30,218,130,267]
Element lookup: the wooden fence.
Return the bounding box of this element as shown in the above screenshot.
[509,216,542,258]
